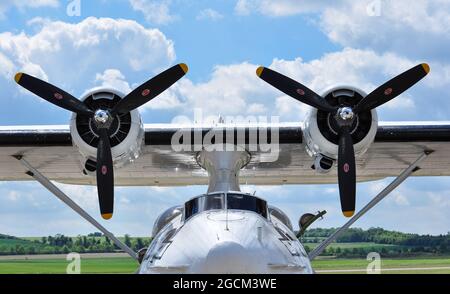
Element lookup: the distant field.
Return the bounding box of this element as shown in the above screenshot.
[0,235,151,255]
[313,257,450,274]
[0,238,46,253]
[304,242,400,249]
[0,257,138,274]
[21,237,151,243]
[1,255,450,274]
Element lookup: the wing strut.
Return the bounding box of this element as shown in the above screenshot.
[13,155,138,261]
[308,150,433,260]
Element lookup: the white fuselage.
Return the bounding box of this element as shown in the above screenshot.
[138,205,313,274]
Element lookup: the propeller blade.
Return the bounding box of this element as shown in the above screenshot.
[256,66,336,113]
[112,63,188,114]
[337,126,356,217]
[354,63,430,113]
[96,128,114,220]
[14,73,93,115]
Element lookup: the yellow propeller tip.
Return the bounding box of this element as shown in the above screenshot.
[421,63,430,74]
[256,66,264,77]
[14,72,23,83]
[101,213,113,220]
[343,211,354,217]
[179,63,189,74]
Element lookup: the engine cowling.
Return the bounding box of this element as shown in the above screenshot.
[69,88,144,175]
[303,86,378,171]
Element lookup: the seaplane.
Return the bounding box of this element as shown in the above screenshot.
[1,61,448,273]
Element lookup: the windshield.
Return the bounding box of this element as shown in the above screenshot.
[227,193,267,218]
[184,193,225,220]
[184,193,267,220]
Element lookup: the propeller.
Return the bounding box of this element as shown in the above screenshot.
[257,63,430,217]
[15,63,189,219]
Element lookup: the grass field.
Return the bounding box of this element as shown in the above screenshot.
[1,256,450,274]
[303,242,400,249]
[0,257,139,274]
[313,257,450,274]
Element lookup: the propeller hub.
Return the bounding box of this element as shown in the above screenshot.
[338,107,354,121]
[94,109,111,125]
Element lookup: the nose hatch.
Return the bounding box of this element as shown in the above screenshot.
[195,241,265,274]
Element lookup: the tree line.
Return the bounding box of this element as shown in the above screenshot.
[0,233,151,255]
[2,227,450,258]
[301,227,450,258]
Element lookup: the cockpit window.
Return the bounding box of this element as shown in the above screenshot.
[184,194,225,220]
[184,193,268,220]
[227,193,268,218]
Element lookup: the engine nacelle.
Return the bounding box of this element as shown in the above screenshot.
[303,86,378,169]
[69,88,144,175]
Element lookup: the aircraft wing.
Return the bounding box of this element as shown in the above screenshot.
[0,122,449,186]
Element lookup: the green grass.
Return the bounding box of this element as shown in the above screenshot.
[0,236,152,255]
[1,256,450,274]
[21,236,151,243]
[312,257,450,274]
[0,257,139,274]
[304,242,400,249]
[0,238,45,252]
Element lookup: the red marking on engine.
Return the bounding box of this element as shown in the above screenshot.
[343,163,350,173]
[101,165,108,175]
[296,88,305,96]
[384,87,393,95]
[142,89,151,97]
[54,93,63,100]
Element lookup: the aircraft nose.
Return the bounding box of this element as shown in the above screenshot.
[191,241,265,274]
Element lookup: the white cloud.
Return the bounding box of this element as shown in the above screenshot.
[275,95,311,121]
[319,0,450,60]
[0,17,175,100]
[268,49,449,120]
[56,183,98,209]
[247,103,267,114]
[142,88,183,110]
[7,191,20,202]
[2,14,440,122]
[95,69,132,94]
[235,0,450,60]
[165,62,271,117]
[0,52,14,79]
[129,0,176,25]
[93,68,185,110]
[163,48,439,121]
[391,191,410,206]
[196,8,224,21]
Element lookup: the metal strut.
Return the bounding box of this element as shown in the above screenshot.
[308,150,433,260]
[14,155,138,261]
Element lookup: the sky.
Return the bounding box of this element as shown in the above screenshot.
[0,0,450,236]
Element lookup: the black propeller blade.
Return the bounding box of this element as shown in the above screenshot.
[256,66,336,113]
[14,73,93,115]
[337,127,356,217]
[112,63,188,114]
[256,63,430,217]
[96,128,114,219]
[354,63,430,113]
[14,63,189,219]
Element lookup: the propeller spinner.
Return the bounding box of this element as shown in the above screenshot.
[15,63,189,219]
[256,63,430,217]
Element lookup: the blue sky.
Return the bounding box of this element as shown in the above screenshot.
[1,0,450,236]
